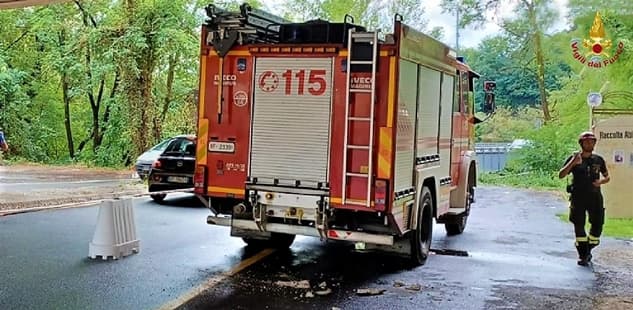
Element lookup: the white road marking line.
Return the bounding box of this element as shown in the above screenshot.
[0,179,133,186]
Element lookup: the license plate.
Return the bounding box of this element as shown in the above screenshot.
[208,141,235,153]
[167,176,189,184]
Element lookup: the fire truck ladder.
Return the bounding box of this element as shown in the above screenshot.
[342,29,379,207]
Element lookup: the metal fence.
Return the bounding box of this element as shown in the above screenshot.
[475,143,511,173]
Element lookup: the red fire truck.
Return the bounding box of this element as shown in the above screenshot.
[194,4,493,265]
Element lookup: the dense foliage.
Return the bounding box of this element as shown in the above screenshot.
[0,0,632,180]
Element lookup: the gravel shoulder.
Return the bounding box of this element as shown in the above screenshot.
[0,163,146,212]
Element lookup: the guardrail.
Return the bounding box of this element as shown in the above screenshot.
[475,142,512,172]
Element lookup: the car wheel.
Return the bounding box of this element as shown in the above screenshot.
[150,193,166,203]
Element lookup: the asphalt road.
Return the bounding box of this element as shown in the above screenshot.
[180,187,605,310]
[1,187,631,310]
[0,194,247,310]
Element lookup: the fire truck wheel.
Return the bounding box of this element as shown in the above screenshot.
[270,233,296,248]
[411,186,433,266]
[444,178,474,235]
[242,233,296,249]
[150,193,167,203]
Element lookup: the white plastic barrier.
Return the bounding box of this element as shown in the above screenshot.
[88,198,140,260]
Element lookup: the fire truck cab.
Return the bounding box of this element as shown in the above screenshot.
[194,4,487,265]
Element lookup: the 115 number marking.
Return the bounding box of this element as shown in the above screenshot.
[281,69,327,96]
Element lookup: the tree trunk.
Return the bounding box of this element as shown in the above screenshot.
[59,29,75,159]
[61,72,75,159]
[97,71,120,146]
[141,68,154,151]
[76,1,105,151]
[153,52,178,140]
[529,3,551,122]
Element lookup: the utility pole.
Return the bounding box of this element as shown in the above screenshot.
[455,7,460,53]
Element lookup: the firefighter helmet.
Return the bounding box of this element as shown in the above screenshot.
[578,131,597,143]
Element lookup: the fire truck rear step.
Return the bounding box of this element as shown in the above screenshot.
[447,207,467,215]
[349,88,372,93]
[207,216,394,245]
[346,172,369,178]
[347,145,370,150]
[348,117,371,121]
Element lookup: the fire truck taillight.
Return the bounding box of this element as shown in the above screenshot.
[374,179,388,211]
[194,166,206,194]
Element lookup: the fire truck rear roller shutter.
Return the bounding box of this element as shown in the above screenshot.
[251,57,333,185]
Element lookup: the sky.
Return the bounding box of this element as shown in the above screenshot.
[262,0,571,50]
[423,0,571,49]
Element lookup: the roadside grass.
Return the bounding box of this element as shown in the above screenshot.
[478,171,566,191]
[556,213,633,239]
[480,171,633,239]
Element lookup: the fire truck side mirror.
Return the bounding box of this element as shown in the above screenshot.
[482,80,496,114]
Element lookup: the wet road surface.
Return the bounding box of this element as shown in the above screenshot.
[1,187,630,309]
[180,187,601,310]
[0,195,249,310]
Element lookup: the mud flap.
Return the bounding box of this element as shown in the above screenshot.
[231,226,272,240]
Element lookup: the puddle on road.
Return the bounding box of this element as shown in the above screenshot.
[431,248,469,257]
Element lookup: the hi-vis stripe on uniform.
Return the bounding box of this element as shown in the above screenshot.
[196,55,208,164]
[575,236,588,246]
[378,127,392,179]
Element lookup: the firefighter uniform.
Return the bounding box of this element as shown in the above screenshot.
[564,152,607,264]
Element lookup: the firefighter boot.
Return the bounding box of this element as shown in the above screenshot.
[587,235,600,262]
[576,241,590,266]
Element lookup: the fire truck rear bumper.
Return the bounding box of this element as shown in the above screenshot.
[207,216,394,246]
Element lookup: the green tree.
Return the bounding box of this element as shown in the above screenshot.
[441,0,560,122]
[281,0,439,38]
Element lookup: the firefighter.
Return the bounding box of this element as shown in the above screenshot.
[558,131,610,266]
[0,129,7,152]
[0,129,7,165]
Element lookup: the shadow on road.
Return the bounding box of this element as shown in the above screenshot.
[182,239,431,309]
[150,194,205,209]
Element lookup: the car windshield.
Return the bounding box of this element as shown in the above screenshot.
[164,138,195,156]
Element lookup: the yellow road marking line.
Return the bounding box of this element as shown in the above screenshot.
[157,248,275,310]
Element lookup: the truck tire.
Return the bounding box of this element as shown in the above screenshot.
[242,233,296,249]
[444,176,474,235]
[410,186,434,266]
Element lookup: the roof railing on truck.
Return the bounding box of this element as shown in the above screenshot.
[203,2,368,56]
